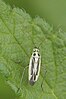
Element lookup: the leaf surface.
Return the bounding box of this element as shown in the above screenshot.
[0,0,66,99]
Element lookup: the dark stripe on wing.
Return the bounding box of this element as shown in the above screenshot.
[31,57,35,75]
[36,58,39,75]
[34,72,36,80]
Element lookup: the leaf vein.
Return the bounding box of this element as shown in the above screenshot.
[0,15,30,59]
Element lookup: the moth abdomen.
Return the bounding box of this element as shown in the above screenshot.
[29,80,35,86]
[29,75,35,85]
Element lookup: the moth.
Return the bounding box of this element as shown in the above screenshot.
[29,48,41,85]
[18,48,41,92]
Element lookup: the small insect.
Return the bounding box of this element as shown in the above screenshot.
[18,47,43,92]
[19,48,41,87]
[29,48,41,85]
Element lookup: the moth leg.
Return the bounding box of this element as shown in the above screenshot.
[41,67,47,92]
[17,66,28,92]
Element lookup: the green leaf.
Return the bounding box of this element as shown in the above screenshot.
[0,0,66,99]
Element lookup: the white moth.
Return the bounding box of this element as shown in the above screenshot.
[29,48,41,85]
[18,48,41,92]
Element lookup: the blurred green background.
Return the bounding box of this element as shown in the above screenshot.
[0,73,16,99]
[0,0,66,98]
[3,0,66,31]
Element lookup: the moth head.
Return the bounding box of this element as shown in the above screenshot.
[32,48,40,58]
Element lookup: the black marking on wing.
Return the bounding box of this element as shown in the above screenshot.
[30,75,33,80]
[30,72,36,81]
[31,57,35,75]
[34,72,36,80]
[36,58,39,75]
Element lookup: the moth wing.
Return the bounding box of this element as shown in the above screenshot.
[35,58,41,81]
[29,57,33,81]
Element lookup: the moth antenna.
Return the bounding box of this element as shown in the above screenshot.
[18,66,28,91]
